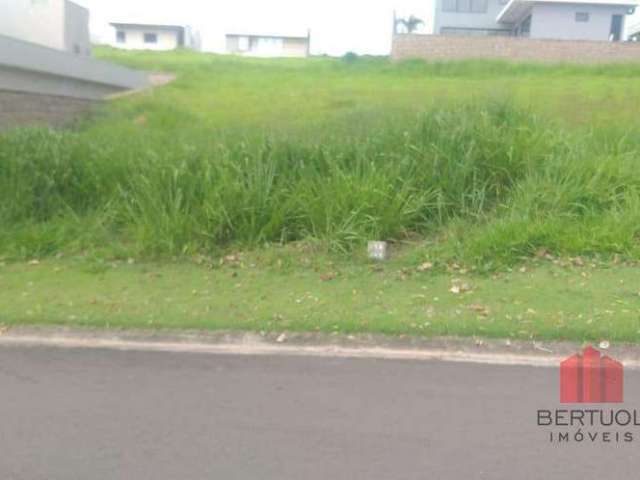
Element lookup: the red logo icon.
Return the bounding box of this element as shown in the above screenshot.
[560,346,623,403]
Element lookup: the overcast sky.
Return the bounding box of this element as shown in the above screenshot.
[85,0,435,55]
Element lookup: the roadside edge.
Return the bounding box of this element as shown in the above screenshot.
[3,326,640,368]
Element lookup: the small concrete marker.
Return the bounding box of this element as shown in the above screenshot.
[368,241,388,261]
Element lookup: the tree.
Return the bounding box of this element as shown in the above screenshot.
[396,15,424,34]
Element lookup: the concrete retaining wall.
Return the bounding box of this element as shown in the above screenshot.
[0,34,149,129]
[0,90,95,130]
[392,34,640,63]
[0,34,149,100]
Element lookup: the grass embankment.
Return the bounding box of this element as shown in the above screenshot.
[2,50,640,340]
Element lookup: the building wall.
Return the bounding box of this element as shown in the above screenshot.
[628,10,640,36]
[113,28,181,51]
[0,64,125,100]
[0,34,149,100]
[64,0,91,55]
[283,38,309,57]
[226,36,241,53]
[0,0,66,50]
[433,0,512,34]
[392,33,640,63]
[0,30,149,130]
[226,36,309,57]
[0,90,95,130]
[530,3,631,41]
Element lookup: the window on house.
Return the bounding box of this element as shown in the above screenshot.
[443,0,488,13]
[457,0,472,12]
[442,0,457,11]
[144,33,158,44]
[116,31,126,43]
[471,0,488,13]
[575,12,590,22]
[441,27,512,36]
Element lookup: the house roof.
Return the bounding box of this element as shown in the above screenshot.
[225,32,310,40]
[497,0,638,23]
[223,22,310,40]
[109,22,185,32]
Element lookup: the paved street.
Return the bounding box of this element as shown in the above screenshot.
[1,345,639,479]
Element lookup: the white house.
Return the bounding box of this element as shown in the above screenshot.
[433,0,638,41]
[0,0,90,55]
[109,22,200,51]
[225,30,311,57]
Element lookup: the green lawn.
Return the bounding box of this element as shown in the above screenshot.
[3,50,640,340]
[92,49,640,134]
[2,253,639,342]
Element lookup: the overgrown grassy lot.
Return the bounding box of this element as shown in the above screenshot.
[2,49,640,340]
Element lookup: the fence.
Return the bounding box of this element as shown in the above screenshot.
[392,33,640,64]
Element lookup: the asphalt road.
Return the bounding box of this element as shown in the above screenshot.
[1,345,639,479]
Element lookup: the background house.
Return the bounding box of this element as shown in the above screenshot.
[0,0,91,55]
[109,22,201,50]
[225,30,311,57]
[433,0,638,41]
[87,1,428,56]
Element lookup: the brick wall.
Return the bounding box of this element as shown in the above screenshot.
[0,90,96,130]
[392,34,640,64]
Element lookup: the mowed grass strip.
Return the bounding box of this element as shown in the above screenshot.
[2,256,639,342]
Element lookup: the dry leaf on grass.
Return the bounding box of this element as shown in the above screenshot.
[320,272,337,282]
[417,262,434,272]
[469,304,490,317]
[450,278,473,294]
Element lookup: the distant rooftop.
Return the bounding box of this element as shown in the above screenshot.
[498,0,638,23]
[224,24,310,39]
[226,32,310,40]
[109,22,185,31]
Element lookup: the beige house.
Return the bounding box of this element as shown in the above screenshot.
[0,0,90,55]
[225,31,311,57]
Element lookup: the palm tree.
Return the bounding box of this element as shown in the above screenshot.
[396,15,424,34]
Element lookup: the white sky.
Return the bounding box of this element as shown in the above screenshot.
[84,0,435,55]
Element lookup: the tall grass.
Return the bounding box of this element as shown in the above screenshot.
[3,49,640,265]
[2,98,640,266]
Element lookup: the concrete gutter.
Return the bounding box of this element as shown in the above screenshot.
[2,326,640,369]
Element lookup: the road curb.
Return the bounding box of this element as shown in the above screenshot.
[2,326,640,368]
